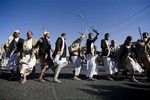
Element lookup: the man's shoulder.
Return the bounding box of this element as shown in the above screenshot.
[19,38,24,40]
[120,44,125,49]
[58,37,62,40]
[101,39,105,41]
[101,39,106,43]
[40,37,45,40]
[56,37,62,41]
[19,38,24,42]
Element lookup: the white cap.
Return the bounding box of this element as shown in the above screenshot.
[14,30,20,33]
[43,31,50,35]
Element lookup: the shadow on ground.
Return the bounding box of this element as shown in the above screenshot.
[78,83,150,100]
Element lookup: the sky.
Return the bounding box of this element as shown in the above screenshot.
[0,0,150,52]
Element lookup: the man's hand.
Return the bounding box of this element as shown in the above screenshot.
[57,51,61,54]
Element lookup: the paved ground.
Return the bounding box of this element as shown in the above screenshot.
[0,63,150,100]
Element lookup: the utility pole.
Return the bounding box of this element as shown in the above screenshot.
[138,27,142,39]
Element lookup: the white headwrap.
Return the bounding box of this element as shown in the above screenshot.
[14,30,20,33]
[43,31,50,35]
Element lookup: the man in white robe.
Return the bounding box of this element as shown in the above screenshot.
[20,31,37,84]
[110,40,120,78]
[101,33,118,81]
[86,30,100,81]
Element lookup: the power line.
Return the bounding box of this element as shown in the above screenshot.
[102,5,150,30]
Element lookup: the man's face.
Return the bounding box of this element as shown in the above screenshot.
[63,35,67,40]
[111,40,115,46]
[105,35,109,40]
[27,32,33,39]
[89,34,93,39]
[14,32,20,38]
[127,40,132,46]
[46,33,50,39]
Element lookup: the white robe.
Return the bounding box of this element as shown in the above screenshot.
[102,57,118,75]
[86,54,99,77]
[20,39,36,76]
[125,56,144,73]
[71,56,82,76]
[103,42,118,75]
[20,54,36,76]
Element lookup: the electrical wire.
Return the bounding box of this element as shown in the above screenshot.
[102,5,150,30]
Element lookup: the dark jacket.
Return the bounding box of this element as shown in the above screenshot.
[53,37,67,58]
[7,38,24,58]
[101,39,109,56]
[86,36,98,55]
[118,44,138,65]
[34,37,51,57]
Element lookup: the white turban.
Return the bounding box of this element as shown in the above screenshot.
[14,30,20,33]
[43,31,50,35]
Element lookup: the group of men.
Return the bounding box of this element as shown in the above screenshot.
[0,29,150,84]
[70,31,149,83]
[0,30,68,84]
[101,32,150,82]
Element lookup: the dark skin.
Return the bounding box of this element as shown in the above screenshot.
[89,33,99,40]
[13,32,20,38]
[111,40,116,47]
[105,34,109,41]
[89,34,93,39]
[27,32,33,39]
[126,39,132,46]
